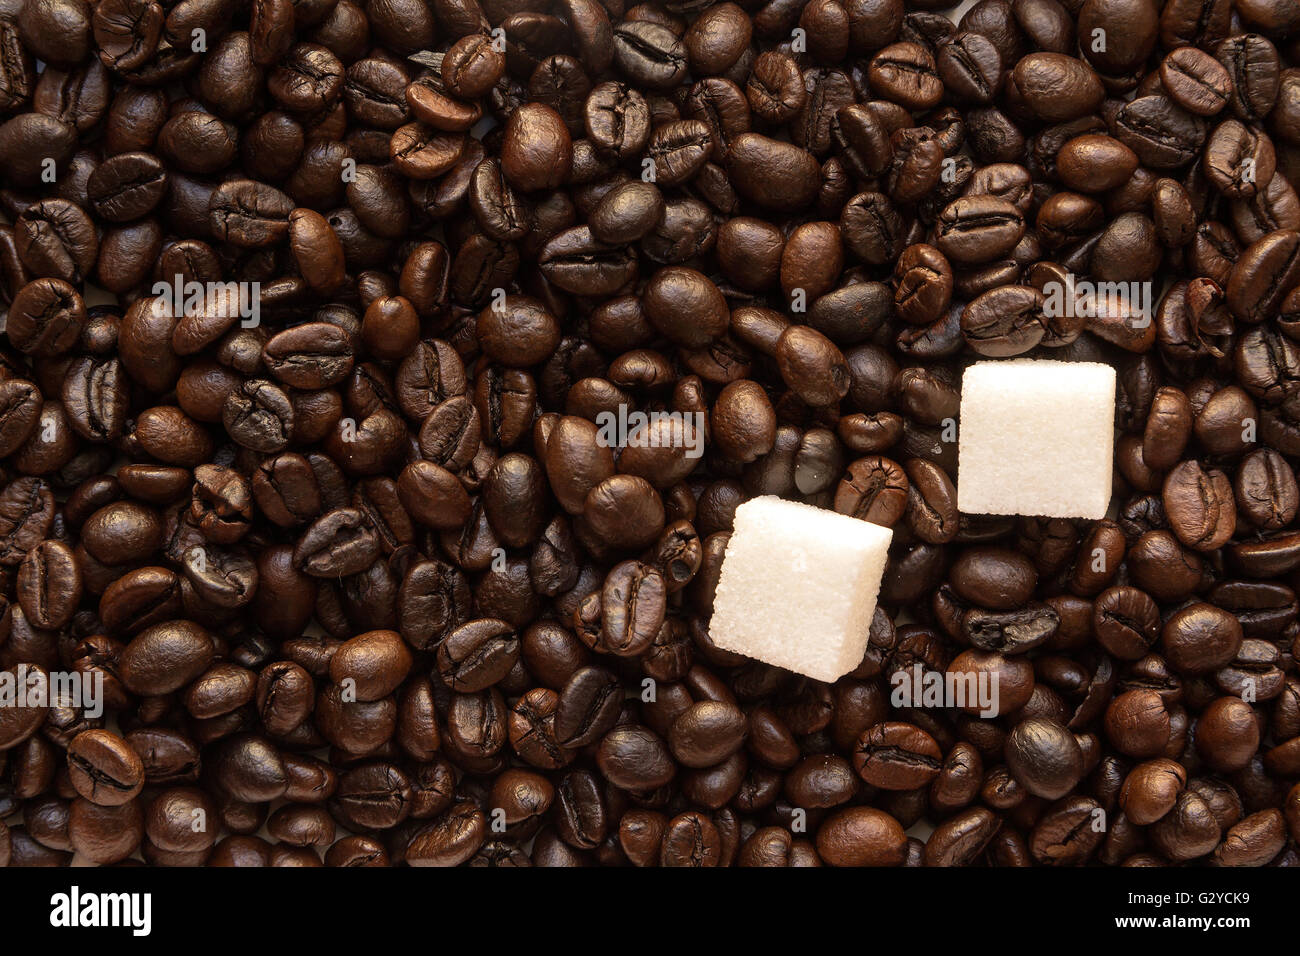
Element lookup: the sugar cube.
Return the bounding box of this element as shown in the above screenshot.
[709,496,893,683]
[957,359,1115,520]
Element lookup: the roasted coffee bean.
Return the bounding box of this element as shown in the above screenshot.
[1094,587,1160,660]
[1228,230,1300,323]
[551,666,620,749]
[669,701,747,769]
[435,619,518,693]
[224,379,294,453]
[613,21,688,93]
[600,560,666,657]
[870,43,943,111]
[936,32,1002,105]
[264,323,354,390]
[1161,47,1233,117]
[118,621,215,696]
[961,286,1046,356]
[1004,717,1084,799]
[209,180,295,247]
[1114,95,1206,169]
[816,807,907,866]
[294,508,380,577]
[1013,53,1104,122]
[1029,795,1105,865]
[596,725,676,791]
[1216,33,1280,124]
[747,52,806,125]
[835,456,908,526]
[87,152,168,223]
[936,197,1025,264]
[66,730,145,807]
[1163,460,1236,551]
[853,722,942,790]
[17,539,80,630]
[329,630,412,701]
[963,604,1057,654]
[727,133,821,213]
[538,226,638,296]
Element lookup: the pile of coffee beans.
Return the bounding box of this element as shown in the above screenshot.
[0,0,1299,868]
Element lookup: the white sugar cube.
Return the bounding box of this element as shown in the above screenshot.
[709,496,892,683]
[958,359,1115,520]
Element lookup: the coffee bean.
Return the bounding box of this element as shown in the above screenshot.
[1161,46,1233,116]
[726,133,821,212]
[869,43,944,111]
[223,379,294,454]
[1162,603,1244,675]
[436,619,518,693]
[1004,717,1084,799]
[816,807,906,866]
[294,508,380,577]
[67,729,145,807]
[118,621,215,696]
[935,196,1025,264]
[597,725,676,790]
[853,721,942,789]
[1163,460,1236,551]
[613,21,687,92]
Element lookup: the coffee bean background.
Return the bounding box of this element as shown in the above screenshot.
[0,0,1298,869]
